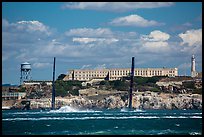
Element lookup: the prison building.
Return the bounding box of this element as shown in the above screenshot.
[63,68,178,81]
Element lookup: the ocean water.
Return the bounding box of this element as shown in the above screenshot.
[2,106,202,135]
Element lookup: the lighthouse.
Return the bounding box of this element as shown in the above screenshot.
[191,55,197,77]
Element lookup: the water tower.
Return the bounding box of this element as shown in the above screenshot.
[20,62,32,85]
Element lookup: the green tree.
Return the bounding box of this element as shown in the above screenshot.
[69,89,79,96]
[134,76,148,85]
[55,80,82,97]
[110,80,129,91]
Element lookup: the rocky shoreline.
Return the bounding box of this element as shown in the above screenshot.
[4,91,202,110]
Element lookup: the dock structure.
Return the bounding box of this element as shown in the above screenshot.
[52,57,56,110]
[128,57,134,109]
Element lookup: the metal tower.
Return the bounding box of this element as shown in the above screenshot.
[20,62,31,85]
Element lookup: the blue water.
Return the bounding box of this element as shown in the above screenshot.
[2,106,202,135]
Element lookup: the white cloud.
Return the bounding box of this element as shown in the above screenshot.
[2,19,9,28]
[65,28,113,37]
[2,51,17,62]
[15,21,51,34]
[140,30,170,52]
[73,37,98,44]
[94,64,106,69]
[81,64,92,69]
[141,30,170,41]
[2,19,52,46]
[183,22,192,27]
[33,62,52,69]
[73,37,118,44]
[2,20,51,36]
[110,14,164,27]
[62,2,174,12]
[179,29,202,46]
[142,41,169,52]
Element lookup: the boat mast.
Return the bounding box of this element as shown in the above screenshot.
[128,57,134,109]
[52,57,56,110]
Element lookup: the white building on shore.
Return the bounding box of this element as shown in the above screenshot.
[23,80,52,86]
[63,68,178,81]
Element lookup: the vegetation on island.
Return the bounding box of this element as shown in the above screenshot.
[55,80,81,97]
[98,76,165,92]
[53,75,202,97]
[54,76,167,97]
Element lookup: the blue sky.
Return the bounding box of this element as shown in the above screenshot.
[2,2,202,85]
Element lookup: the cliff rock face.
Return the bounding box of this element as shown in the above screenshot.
[26,92,202,110]
[8,92,201,110]
[132,92,202,110]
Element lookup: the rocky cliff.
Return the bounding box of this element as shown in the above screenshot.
[24,91,202,110]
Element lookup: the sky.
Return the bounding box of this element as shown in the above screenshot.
[2,2,202,85]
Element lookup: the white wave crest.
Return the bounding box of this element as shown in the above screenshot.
[50,106,79,113]
[120,108,145,112]
[5,115,201,121]
[189,132,202,135]
[49,106,102,113]
[189,116,202,119]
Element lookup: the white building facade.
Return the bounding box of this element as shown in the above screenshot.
[63,68,178,81]
[23,81,52,86]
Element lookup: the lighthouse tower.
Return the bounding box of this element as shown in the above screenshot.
[191,55,197,77]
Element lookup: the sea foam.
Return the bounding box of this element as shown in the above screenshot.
[49,106,102,113]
